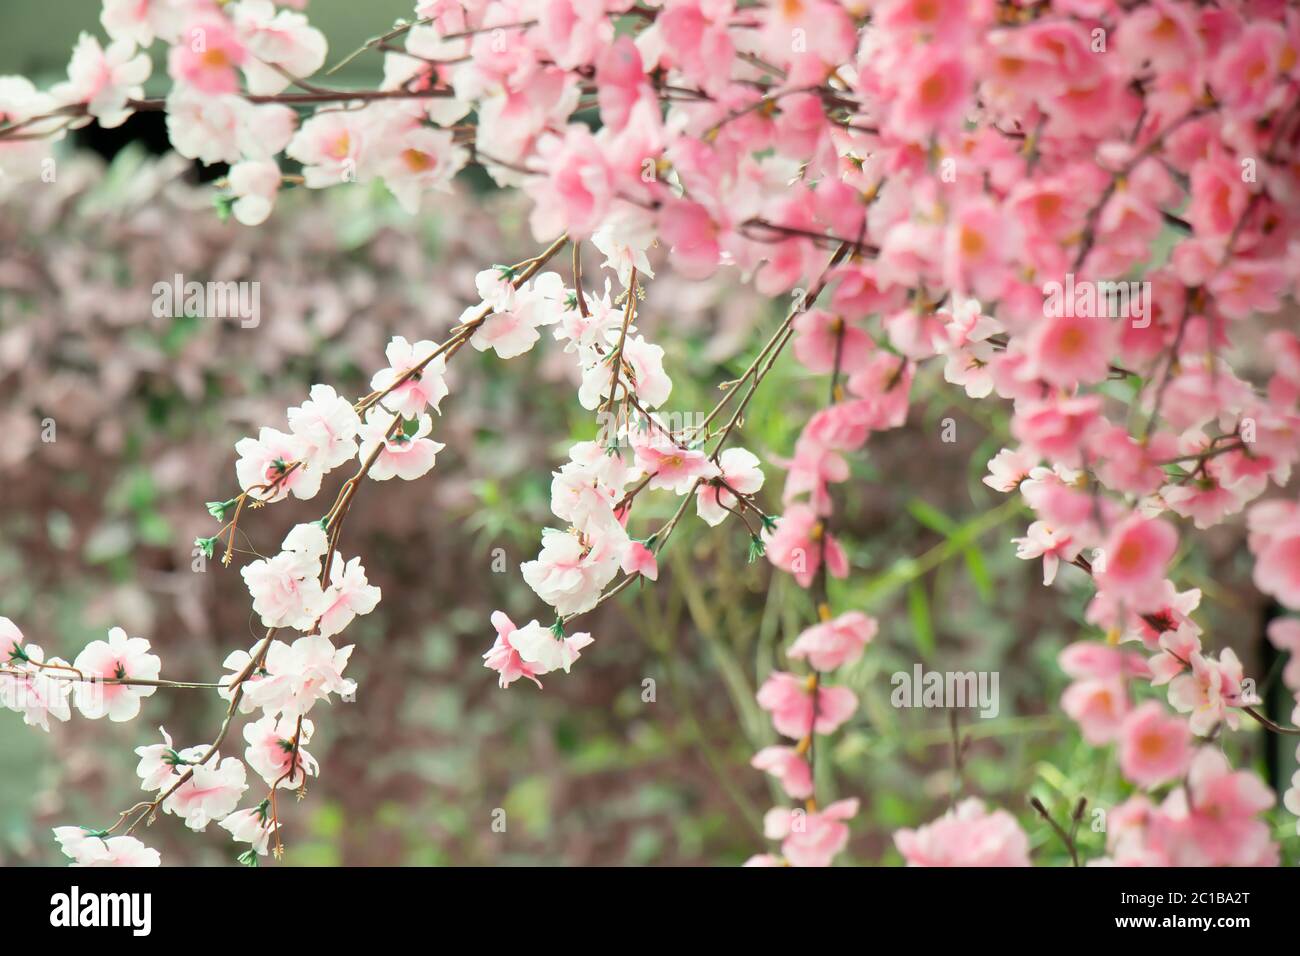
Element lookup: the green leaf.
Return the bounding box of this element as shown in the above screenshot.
[963,546,993,601]
[906,498,957,535]
[907,580,935,659]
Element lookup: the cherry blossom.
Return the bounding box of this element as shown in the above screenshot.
[357,410,446,482]
[787,611,877,672]
[51,32,150,128]
[161,754,248,831]
[368,337,449,419]
[243,714,318,789]
[53,828,161,867]
[71,627,161,722]
[894,799,1031,868]
[756,671,857,740]
[761,799,859,868]
[1118,702,1192,789]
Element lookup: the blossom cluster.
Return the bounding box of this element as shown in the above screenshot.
[1,0,1298,866]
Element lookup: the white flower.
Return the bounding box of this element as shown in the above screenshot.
[357,409,446,481]
[521,526,624,617]
[51,33,151,129]
[72,627,161,722]
[507,621,594,676]
[317,555,382,639]
[234,426,321,503]
[244,714,318,788]
[53,828,161,867]
[241,550,326,631]
[219,804,279,856]
[228,158,282,227]
[230,0,329,96]
[368,337,449,418]
[162,756,248,831]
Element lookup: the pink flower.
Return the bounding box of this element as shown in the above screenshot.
[655,0,735,95]
[234,426,320,503]
[891,48,969,140]
[756,671,857,739]
[764,504,849,588]
[1026,311,1116,388]
[71,627,161,722]
[168,17,248,95]
[287,384,360,475]
[231,0,328,96]
[317,555,382,639]
[526,124,614,239]
[502,620,594,678]
[240,547,326,631]
[1062,676,1130,745]
[632,436,719,494]
[368,336,449,418]
[1012,521,1081,586]
[1058,640,1148,745]
[135,727,203,793]
[231,635,357,719]
[1167,648,1244,736]
[287,110,368,188]
[1095,516,1179,613]
[470,269,566,360]
[763,798,858,867]
[750,746,813,800]
[788,611,877,672]
[244,713,318,789]
[1209,22,1287,115]
[162,755,248,831]
[792,310,873,375]
[357,409,446,482]
[0,622,73,732]
[937,296,1002,398]
[658,199,721,279]
[1148,625,1203,686]
[375,127,468,215]
[1160,748,1278,866]
[482,612,545,689]
[219,803,279,857]
[52,33,151,128]
[1188,152,1250,239]
[983,447,1038,493]
[522,526,623,616]
[695,447,764,527]
[166,90,296,165]
[620,541,659,581]
[894,798,1030,867]
[1266,618,1300,691]
[1118,702,1192,789]
[1249,502,1300,610]
[100,0,186,47]
[53,829,161,867]
[1011,395,1102,467]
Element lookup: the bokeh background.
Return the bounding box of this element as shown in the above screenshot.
[0,2,1296,866]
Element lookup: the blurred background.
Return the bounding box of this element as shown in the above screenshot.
[0,3,1296,866]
